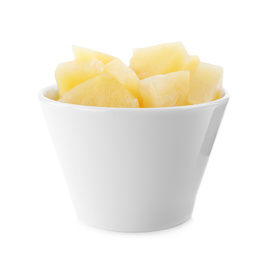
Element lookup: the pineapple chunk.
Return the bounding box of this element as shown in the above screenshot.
[72,45,115,64]
[214,89,223,100]
[130,42,191,79]
[104,59,142,106]
[139,71,190,108]
[55,59,104,98]
[59,74,139,108]
[187,63,223,105]
[183,55,200,79]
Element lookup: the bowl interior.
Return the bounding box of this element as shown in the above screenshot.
[45,88,59,101]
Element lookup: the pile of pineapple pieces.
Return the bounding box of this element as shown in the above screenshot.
[56,42,223,108]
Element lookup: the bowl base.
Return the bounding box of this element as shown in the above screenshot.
[77,215,192,233]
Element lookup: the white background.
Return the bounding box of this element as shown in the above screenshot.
[0,0,268,259]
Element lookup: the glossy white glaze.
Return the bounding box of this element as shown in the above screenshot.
[39,86,229,232]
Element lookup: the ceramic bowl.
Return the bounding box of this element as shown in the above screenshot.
[39,86,229,232]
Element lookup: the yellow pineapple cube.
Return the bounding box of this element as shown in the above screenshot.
[183,55,200,79]
[59,74,139,108]
[187,62,223,105]
[104,59,142,106]
[55,59,104,98]
[72,45,115,64]
[130,42,191,79]
[139,71,190,108]
[214,89,223,100]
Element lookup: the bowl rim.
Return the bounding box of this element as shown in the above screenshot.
[38,85,230,112]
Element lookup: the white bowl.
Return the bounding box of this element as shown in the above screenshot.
[39,86,229,232]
